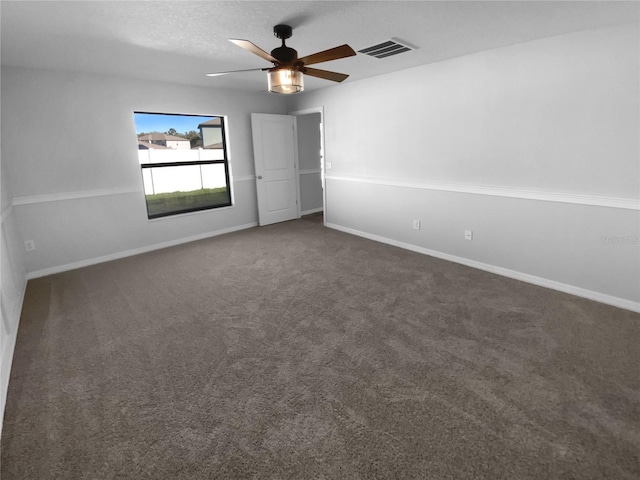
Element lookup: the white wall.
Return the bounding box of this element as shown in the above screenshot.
[2,66,286,276]
[290,23,640,310]
[1,150,28,436]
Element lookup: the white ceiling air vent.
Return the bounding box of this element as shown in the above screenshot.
[358,37,417,59]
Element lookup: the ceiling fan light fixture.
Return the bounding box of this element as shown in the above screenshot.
[267,67,304,94]
[214,25,353,90]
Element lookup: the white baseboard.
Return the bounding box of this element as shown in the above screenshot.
[27,222,258,280]
[0,276,27,437]
[0,329,19,437]
[327,223,640,313]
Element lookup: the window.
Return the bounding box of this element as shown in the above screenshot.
[134,112,232,219]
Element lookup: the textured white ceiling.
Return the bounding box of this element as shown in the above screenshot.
[1,1,638,93]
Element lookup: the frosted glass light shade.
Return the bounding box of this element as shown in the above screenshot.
[267,68,304,94]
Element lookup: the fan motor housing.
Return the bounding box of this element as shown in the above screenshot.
[271,46,298,63]
[273,24,292,40]
[272,25,297,63]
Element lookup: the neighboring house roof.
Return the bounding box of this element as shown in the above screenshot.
[138,133,189,142]
[138,141,170,150]
[204,142,223,149]
[198,118,222,127]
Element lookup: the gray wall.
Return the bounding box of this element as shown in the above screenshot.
[2,66,286,276]
[290,23,640,309]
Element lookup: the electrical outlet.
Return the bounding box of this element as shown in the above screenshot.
[464,230,473,241]
[413,220,421,230]
[325,161,332,170]
[24,240,36,251]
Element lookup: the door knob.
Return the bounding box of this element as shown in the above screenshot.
[257,175,263,180]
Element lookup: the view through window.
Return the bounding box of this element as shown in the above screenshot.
[134,112,232,218]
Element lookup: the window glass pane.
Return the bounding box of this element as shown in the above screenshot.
[142,165,230,218]
[201,163,228,189]
[145,187,230,218]
[133,112,232,218]
[143,165,203,194]
[138,147,224,164]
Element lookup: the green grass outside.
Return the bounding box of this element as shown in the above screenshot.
[146,187,230,217]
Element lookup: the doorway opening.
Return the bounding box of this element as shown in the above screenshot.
[290,107,325,225]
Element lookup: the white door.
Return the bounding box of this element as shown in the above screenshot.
[251,113,298,226]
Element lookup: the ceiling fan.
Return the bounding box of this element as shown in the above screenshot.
[206,24,356,94]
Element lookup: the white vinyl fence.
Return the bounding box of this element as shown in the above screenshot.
[138,149,227,195]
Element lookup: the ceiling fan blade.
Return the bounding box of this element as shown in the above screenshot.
[206,68,267,77]
[229,39,278,63]
[298,44,356,66]
[302,67,349,83]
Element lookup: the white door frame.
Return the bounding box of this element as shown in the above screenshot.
[288,106,326,226]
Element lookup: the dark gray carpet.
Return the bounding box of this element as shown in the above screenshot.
[2,214,639,479]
